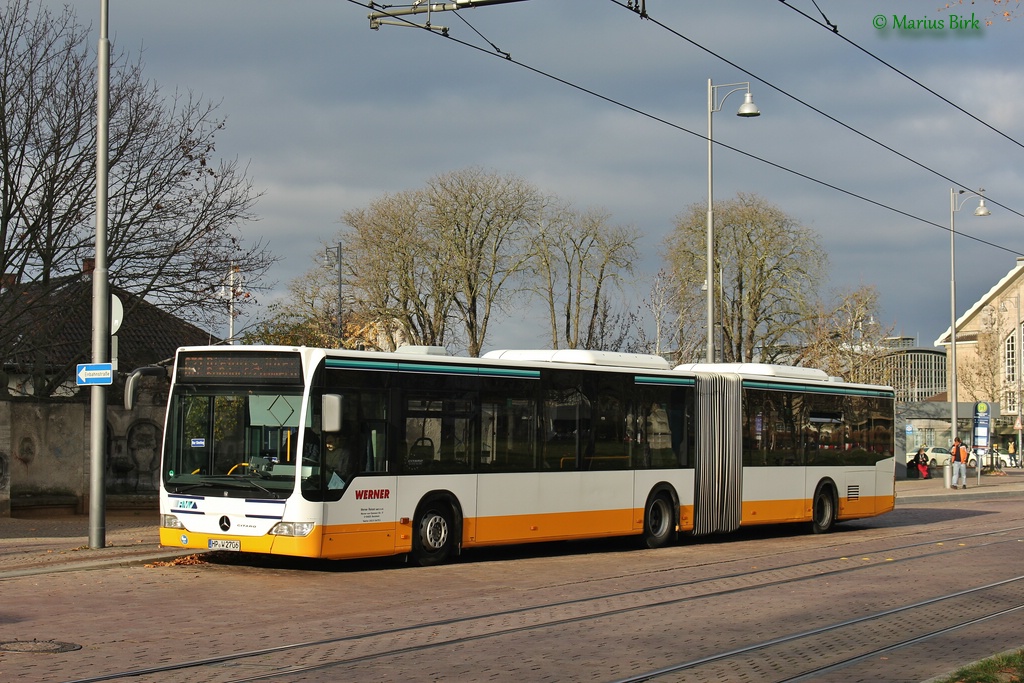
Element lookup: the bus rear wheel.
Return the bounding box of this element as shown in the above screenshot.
[810,486,836,534]
[642,493,675,549]
[412,504,454,566]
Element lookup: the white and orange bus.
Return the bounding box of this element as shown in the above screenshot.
[138,345,895,565]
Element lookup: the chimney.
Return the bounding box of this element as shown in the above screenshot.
[0,273,16,290]
[82,258,95,276]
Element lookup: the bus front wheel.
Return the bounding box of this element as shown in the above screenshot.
[810,485,836,534]
[642,493,675,549]
[412,504,455,566]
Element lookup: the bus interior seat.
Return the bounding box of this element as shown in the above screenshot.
[409,437,435,461]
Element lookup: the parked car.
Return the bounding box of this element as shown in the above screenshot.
[974,448,1012,468]
[905,446,950,466]
[907,445,1011,468]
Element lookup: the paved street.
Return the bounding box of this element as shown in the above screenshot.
[1,470,1023,683]
[2,468,1024,575]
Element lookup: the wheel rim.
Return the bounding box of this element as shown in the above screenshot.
[650,499,670,537]
[421,512,449,552]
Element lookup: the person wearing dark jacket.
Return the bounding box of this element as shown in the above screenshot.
[912,448,931,479]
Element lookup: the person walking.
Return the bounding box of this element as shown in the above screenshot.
[950,437,969,490]
[1010,440,1018,468]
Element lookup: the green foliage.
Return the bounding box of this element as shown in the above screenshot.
[934,649,1024,683]
[242,301,339,348]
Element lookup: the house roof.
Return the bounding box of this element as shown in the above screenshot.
[934,256,1024,347]
[0,274,217,379]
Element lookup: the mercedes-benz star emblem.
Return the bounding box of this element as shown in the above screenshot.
[219,516,231,532]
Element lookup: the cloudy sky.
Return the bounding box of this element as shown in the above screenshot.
[57,0,1024,353]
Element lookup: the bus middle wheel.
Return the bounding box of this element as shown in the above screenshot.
[643,493,675,549]
[810,486,836,534]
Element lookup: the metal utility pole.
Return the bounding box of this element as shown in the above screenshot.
[89,0,111,549]
[220,264,240,344]
[326,243,343,343]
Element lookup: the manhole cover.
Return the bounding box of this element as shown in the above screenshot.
[0,639,82,653]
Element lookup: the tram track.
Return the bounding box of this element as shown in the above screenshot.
[612,577,1024,682]
[63,521,1024,683]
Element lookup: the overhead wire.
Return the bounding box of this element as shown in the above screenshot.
[777,0,1024,152]
[353,0,1021,257]
[607,0,1024,225]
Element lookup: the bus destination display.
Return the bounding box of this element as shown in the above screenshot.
[176,352,302,383]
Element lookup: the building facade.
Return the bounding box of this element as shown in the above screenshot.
[878,339,947,403]
[934,256,1024,454]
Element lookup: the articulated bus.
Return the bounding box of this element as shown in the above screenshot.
[138,345,896,566]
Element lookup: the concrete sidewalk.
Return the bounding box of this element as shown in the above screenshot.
[0,509,182,577]
[896,464,1024,504]
[2,469,1023,576]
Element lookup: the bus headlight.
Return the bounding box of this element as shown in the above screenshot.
[161,514,185,529]
[270,521,315,537]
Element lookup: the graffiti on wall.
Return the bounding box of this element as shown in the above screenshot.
[108,419,162,494]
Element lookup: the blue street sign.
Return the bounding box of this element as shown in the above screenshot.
[76,363,114,386]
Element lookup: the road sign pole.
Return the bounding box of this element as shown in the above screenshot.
[90,0,110,550]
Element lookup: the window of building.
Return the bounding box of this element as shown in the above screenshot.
[1006,332,1017,384]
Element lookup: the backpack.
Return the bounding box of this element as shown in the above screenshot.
[952,445,964,463]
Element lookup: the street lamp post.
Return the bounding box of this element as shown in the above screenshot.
[707,79,760,363]
[948,187,990,451]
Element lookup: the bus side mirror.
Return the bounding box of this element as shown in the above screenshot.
[124,365,169,410]
[322,394,343,433]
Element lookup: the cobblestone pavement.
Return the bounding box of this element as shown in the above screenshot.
[1,471,1023,682]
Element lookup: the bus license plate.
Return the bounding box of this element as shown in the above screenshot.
[208,539,240,551]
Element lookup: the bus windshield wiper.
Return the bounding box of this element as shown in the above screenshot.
[173,477,280,498]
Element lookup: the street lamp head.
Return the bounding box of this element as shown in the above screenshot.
[974,198,991,217]
[736,92,760,117]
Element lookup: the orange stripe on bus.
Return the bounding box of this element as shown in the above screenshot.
[161,493,896,560]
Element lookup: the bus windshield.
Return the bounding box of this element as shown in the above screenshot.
[163,386,317,499]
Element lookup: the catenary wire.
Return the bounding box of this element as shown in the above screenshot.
[777,0,1024,153]
[353,0,1021,257]
[608,0,1024,224]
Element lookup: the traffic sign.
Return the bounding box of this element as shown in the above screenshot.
[76,363,114,386]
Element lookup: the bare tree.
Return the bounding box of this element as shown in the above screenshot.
[638,267,704,363]
[638,269,677,358]
[340,169,543,355]
[531,206,639,349]
[426,168,544,357]
[0,0,272,393]
[939,0,1022,24]
[588,297,643,353]
[342,189,454,350]
[959,307,1004,404]
[244,259,338,348]
[664,193,824,363]
[797,285,895,384]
